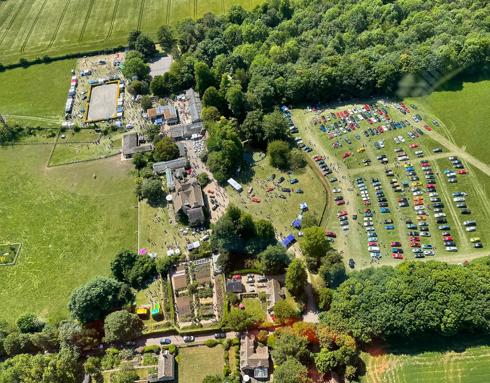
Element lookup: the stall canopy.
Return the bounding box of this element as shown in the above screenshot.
[281,234,296,248]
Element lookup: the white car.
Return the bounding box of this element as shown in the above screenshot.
[445,246,458,252]
[333,188,342,193]
[466,226,476,232]
[453,197,465,202]
[429,192,439,197]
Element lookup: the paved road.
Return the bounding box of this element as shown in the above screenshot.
[145,331,237,347]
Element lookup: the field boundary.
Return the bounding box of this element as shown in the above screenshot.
[47,150,121,168]
[20,0,49,53]
[305,156,331,227]
[47,0,72,49]
[0,242,23,267]
[78,0,95,42]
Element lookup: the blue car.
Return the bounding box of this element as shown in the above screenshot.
[160,338,172,345]
[385,225,395,230]
[380,207,391,213]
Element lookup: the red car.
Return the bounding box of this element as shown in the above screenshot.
[368,241,378,246]
[337,211,348,217]
[342,151,352,159]
[391,241,402,247]
[325,231,337,238]
[392,253,404,259]
[335,200,345,206]
[409,144,418,148]
[444,236,453,241]
[424,125,433,131]
[458,169,468,174]
[410,243,421,248]
[232,274,242,280]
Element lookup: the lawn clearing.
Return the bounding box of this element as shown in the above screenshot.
[406,79,490,164]
[0,59,76,124]
[177,345,224,383]
[0,145,137,323]
[225,150,327,238]
[0,0,264,65]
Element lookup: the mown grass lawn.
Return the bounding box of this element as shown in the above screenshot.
[0,59,76,122]
[0,145,137,323]
[406,79,490,164]
[178,345,224,383]
[226,151,328,238]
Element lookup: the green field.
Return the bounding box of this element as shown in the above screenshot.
[406,79,490,164]
[0,0,263,65]
[0,59,76,124]
[225,151,328,238]
[362,346,490,383]
[178,345,224,383]
[0,144,137,323]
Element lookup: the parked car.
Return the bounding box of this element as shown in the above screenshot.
[214,333,226,339]
[160,338,172,345]
[183,336,195,343]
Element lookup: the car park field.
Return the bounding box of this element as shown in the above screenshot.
[292,100,490,268]
[0,0,262,65]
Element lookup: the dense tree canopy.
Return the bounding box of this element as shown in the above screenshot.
[300,226,331,272]
[68,277,134,324]
[104,311,144,344]
[322,261,490,342]
[257,244,291,274]
[212,206,276,272]
[159,0,488,117]
[111,250,157,290]
[285,258,307,299]
[154,136,180,162]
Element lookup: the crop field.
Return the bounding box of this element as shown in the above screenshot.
[0,58,76,125]
[0,0,263,65]
[362,346,490,383]
[0,144,137,323]
[225,151,328,239]
[292,99,490,268]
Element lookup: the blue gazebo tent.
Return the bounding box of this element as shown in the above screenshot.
[292,219,301,229]
[281,234,296,248]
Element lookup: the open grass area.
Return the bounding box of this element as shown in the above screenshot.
[0,0,263,65]
[362,345,490,383]
[0,59,76,123]
[406,79,490,164]
[225,151,328,238]
[177,345,224,383]
[0,145,137,323]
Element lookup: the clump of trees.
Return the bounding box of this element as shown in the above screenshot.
[68,277,134,323]
[212,205,276,272]
[323,261,490,342]
[111,250,157,290]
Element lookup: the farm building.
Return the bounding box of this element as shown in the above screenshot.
[172,178,206,227]
[147,104,179,125]
[167,122,203,140]
[122,133,153,159]
[148,351,175,382]
[186,88,202,123]
[153,157,188,175]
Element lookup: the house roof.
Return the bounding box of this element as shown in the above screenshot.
[153,157,188,174]
[122,133,153,156]
[186,88,202,123]
[167,122,203,139]
[159,352,175,379]
[240,335,269,371]
[226,279,244,294]
[172,178,204,212]
[267,279,281,310]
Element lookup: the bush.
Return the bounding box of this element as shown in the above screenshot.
[143,345,160,354]
[205,339,218,348]
[167,344,177,354]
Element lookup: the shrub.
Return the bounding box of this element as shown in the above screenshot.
[167,344,177,354]
[143,345,160,354]
[205,339,218,348]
